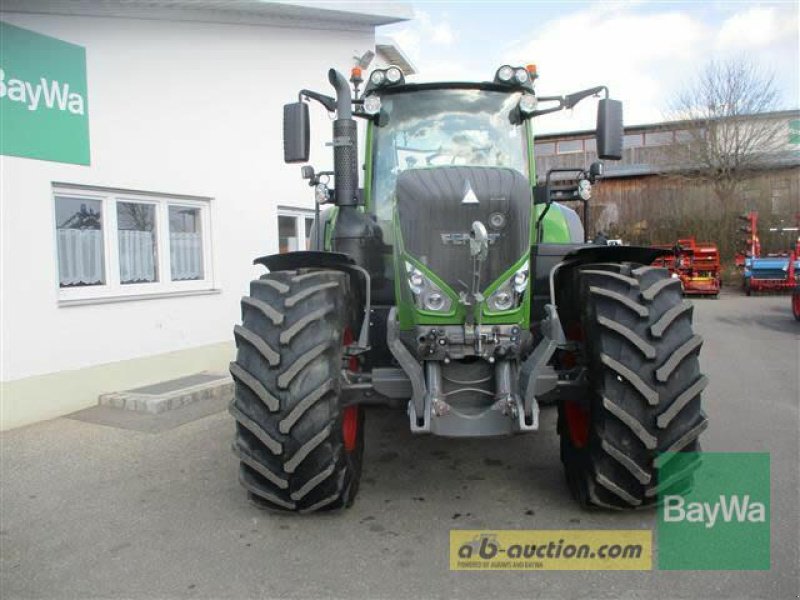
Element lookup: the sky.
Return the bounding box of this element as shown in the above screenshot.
[377,0,800,133]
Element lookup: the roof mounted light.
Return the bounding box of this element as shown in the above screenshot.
[365,66,405,93]
[370,70,385,86]
[494,64,535,89]
[496,65,514,83]
[386,66,403,84]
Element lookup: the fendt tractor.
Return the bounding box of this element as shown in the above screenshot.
[229,63,708,513]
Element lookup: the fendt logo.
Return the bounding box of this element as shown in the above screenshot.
[0,67,86,115]
[663,494,766,529]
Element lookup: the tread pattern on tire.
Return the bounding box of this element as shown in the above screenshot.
[561,263,708,510]
[229,269,363,512]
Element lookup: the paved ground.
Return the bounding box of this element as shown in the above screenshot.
[1,292,798,599]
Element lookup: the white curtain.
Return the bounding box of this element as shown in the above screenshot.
[118,230,156,283]
[170,232,203,280]
[57,229,104,286]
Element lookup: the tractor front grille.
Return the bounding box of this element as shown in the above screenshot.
[396,166,531,294]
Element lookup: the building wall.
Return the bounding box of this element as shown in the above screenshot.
[581,168,800,259]
[0,12,375,429]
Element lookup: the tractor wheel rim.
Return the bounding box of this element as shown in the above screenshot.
[342,405,359,453]
[342,326,360,453]
[564,400,589,448]
[793,294,800,317]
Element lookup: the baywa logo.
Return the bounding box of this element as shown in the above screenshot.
[0,67,85,115]
[657,452,770,570]
[663,494,766,529]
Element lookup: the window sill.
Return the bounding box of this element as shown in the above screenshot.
[58,287,222,307]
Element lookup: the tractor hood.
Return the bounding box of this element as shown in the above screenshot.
[396,166,531,297]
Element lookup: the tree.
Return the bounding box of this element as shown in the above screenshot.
[664,58,787,204]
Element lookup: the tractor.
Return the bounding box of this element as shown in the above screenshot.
[229,63,708,512]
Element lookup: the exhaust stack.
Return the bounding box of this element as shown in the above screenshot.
[328,69,359,207]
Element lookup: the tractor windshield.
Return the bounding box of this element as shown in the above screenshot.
[371,88,528,221]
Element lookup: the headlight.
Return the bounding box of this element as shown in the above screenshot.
[513,268,528,293]
[363,94,381,115]
[487,260,529,312]
[489,286,515,311]
[514,68,529,84]
[423,291,445,311]
[405,261,452,312]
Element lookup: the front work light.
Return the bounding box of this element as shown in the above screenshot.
[519,94,538,114]
[363,94,382,115]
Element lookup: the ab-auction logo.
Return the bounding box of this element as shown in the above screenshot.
[657,452,770,570]
[450,530,651,571]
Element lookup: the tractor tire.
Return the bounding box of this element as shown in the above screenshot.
[229,269,364,513]
[558,263,708,510]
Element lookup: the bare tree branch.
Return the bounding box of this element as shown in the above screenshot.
[663,57,787,203]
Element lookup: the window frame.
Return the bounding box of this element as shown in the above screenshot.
[556,138,584,154]
[53,185,216,304]
[277,207,316,253]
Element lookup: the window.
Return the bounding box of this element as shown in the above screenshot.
[169,206,204,281]
[56,196,106,287]
[557,139,583,154]
[584,138,596,152]
[278,210,316,253]
[117,201,158,284]
[624,133,644,148]
[644,131,674,146]
[534,142,555,156]
[54,186,214,303]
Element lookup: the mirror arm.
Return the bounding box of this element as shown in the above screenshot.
[529,104,564,118]
[298,89,337,113]
[563,86,608,110]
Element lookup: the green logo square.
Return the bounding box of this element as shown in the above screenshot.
[1,21,90,165]
[657,452,770,570]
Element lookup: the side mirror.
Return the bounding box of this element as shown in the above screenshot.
[283,102,310,163]
[596,99,623,160]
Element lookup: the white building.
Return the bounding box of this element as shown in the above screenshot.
[0,0,413,430]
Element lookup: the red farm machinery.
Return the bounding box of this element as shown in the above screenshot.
[652,238,721,297]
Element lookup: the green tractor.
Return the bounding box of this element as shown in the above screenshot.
[229,64,708,512]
